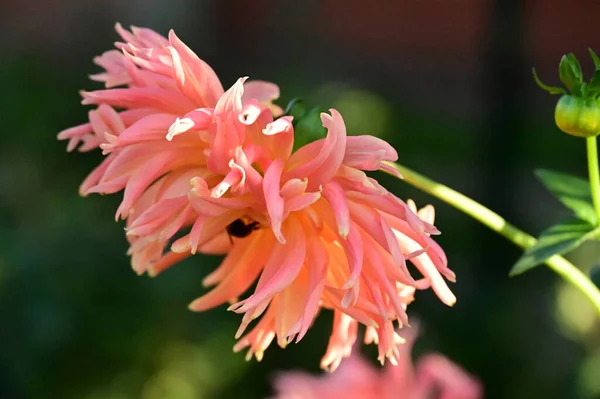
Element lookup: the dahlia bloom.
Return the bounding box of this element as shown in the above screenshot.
[272,328,483,399]
[59,24,457,369]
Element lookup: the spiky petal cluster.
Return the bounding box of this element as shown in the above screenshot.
[59,24,457,369]
[272,328,483,399]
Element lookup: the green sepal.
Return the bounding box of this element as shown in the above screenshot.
[589,48,600,70]
[587,70,600,97]
[535,169,597,225]
[532,68,567,95]
[510,218,600,276]
[283,97,307,119]
[559,53,583,95]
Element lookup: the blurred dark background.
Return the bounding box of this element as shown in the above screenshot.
[2,1,600,398]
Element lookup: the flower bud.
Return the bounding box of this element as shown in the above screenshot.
[554,95,600,138]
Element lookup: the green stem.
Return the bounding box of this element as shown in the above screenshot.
[384,161,600,317]
[586,137,600,224]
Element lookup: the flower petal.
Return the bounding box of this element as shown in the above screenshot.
[189,230,274,311]
[230,217,307,315]
[285,109,347,191]
[168,29,224,107]
[322,181,351,237]
[263,159,286,243]
[81,87,196,114]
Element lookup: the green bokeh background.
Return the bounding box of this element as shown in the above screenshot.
[1,1,600,398]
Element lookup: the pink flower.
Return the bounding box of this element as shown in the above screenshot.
[272,328,483,399]
[60,24,458,369]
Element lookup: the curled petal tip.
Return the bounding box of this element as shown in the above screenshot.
[234,325,247,340]
[380,161,403,178]
[447,272,457,283]
[342,277,357,290]
[171,241,190,254]
[406,199,417,212]
[167,118,191,140]
[167,29,176,42]
[424,222,441,235]
[104,132,117,143]
[445,295,457,307]
[79,91,90,103]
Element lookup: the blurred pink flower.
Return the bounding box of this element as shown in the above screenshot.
[59,24,458,369]
[272,328,483,399]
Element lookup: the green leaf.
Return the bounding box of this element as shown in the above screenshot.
[532,68,567,95]
[292,107,328,151]
[559,53,583,95]
[589,48,600,70]
[588,69,600,97]
[535,169,597,225]
[510,218,600,276]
